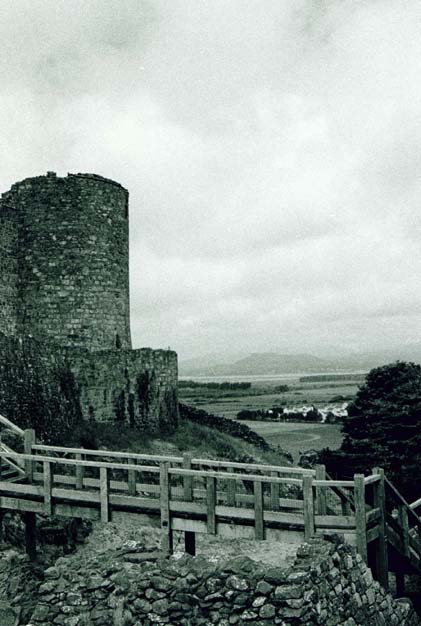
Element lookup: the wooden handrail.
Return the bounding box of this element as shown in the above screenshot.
[385,477,421,531]
[32,444,314,476]
[0,450,310,486]
[410,497,421,510]
[169,467,304,485]
[0,442,25,468]
[33,445,183,464]
[0,414,25,437]
[191,459,315,475]
[0,447,25,476]
[0,451,161,473]
[364,474,381,485]
[313,479,354,487]
[325,470,355,512]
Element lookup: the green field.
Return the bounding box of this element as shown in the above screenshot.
[241,420,343,462]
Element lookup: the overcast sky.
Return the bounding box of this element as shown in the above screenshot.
[1,1,421,360]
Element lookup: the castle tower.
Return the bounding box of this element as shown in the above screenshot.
[0,193,18,337]
[0,172,131,351]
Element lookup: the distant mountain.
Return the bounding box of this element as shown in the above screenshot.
[179,344,421,377]
[179,352,247,373]
[180,352,340,376]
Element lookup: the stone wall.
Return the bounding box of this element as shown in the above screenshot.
[67,347,178,431]
[0,333,82,444]
[0,334,178,439]
[26,535,420,626]
[0,172,131,351]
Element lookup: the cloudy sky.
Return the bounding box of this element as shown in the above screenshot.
[1,1,421,360]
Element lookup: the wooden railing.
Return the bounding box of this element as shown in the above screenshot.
[0,414,26,479]
[0,446,358,551]
[0,414,25,437]
[0,426,419,594]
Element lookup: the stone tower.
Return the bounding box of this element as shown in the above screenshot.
[0,172,178,429]
[0,172,131,351]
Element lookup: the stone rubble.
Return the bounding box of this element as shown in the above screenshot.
[23,534,420,626]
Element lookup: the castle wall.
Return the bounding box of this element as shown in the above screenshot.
[0,333,83,444]
[67,347,179,431]
[0,194,18,336]
[4,172,131,351]
[0,334,178,438]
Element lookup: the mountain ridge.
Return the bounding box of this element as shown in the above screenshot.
[179,344,421,376]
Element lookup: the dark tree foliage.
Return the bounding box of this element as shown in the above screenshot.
[178,380,251,390]
[320,361,421,498]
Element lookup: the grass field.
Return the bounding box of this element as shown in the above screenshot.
[241,420,343,462]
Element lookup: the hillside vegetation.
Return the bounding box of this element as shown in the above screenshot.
[66,406,292,467]
[321,361,421,499]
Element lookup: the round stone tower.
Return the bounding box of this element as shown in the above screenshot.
[5,172,131,351]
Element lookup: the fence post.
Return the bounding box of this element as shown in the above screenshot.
[76,451,84,490]
[128,459,137,497]
[24,429,35,483]
[303,475,315,540]
[182,454,195,554]
[43,460,52,516]
[315,464,327,515]
[100,467,110,523]
[206,476,216,535]
[160,462,173,553]
[399,505,410,558]
[254,480,264,540]
[373,468,389,590]
[270,472,280,511]
[227,479,236,507]
[183,453,193,501]
[24,512,37,561]
[354,474,368,562]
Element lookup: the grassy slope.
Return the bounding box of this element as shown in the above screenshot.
[67,417,292,467]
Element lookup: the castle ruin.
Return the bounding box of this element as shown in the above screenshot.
[0,172,178,431]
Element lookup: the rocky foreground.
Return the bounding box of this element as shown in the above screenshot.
[0,518,418,626]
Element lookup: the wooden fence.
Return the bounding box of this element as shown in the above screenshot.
[0,419,419,593]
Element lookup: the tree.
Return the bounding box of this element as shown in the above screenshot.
[320,361,421,499]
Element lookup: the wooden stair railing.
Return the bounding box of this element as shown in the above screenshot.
[0,414,26,480]
[384,478,421,545]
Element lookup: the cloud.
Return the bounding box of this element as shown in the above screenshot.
[1,1,421,359]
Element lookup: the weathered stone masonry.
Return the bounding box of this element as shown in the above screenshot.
[0,172,178,430]
[27,536,421,626]
[1,172,131,350]
[67,346,178,429]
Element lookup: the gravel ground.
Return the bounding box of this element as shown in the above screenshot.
[76,520,298,569]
